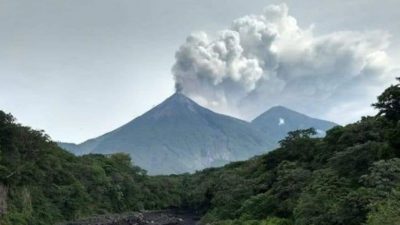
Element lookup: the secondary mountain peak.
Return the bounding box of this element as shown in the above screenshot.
[266,105,294,111]
[251,105,337,142]
[262,105,308,116]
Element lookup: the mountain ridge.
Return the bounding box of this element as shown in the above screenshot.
[59,93,273,174]
[58,93,337,174]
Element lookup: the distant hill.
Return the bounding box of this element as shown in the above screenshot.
[58,94,336,175]
[57,142,82,154]
[59,93,273,174]
[251,106,337,143]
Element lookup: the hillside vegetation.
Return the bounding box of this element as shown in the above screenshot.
[0,114,182,224]
[0,78,399,225]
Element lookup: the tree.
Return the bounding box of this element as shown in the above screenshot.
[367,188,400,225]
[360,158,400,198]
[279,128,317,148]
[294,169,352,225]
[278,128,318,162]
[372,77,400,121]
[0,111,15,125]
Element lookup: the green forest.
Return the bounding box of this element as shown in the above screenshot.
[0,78,399,225]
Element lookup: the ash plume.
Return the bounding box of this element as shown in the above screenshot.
[172,3,395,123]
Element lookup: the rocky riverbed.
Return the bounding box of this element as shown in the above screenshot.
[59,210,200,225]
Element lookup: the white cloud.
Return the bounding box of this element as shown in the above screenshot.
[172,3,396,124]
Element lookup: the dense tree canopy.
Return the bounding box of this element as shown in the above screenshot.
[0,113,183,224]
[0,77,399,225]
[174,78,400,225]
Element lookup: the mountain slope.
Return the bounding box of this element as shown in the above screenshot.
[61,93,273,174]
[251,106,337,143]
[57,142,82,154]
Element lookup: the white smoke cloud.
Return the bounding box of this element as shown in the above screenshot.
[172,3,396,124]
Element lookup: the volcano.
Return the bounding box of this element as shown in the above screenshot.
[60,93,273,174]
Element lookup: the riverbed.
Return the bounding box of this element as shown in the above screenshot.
[60,210,200,225]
